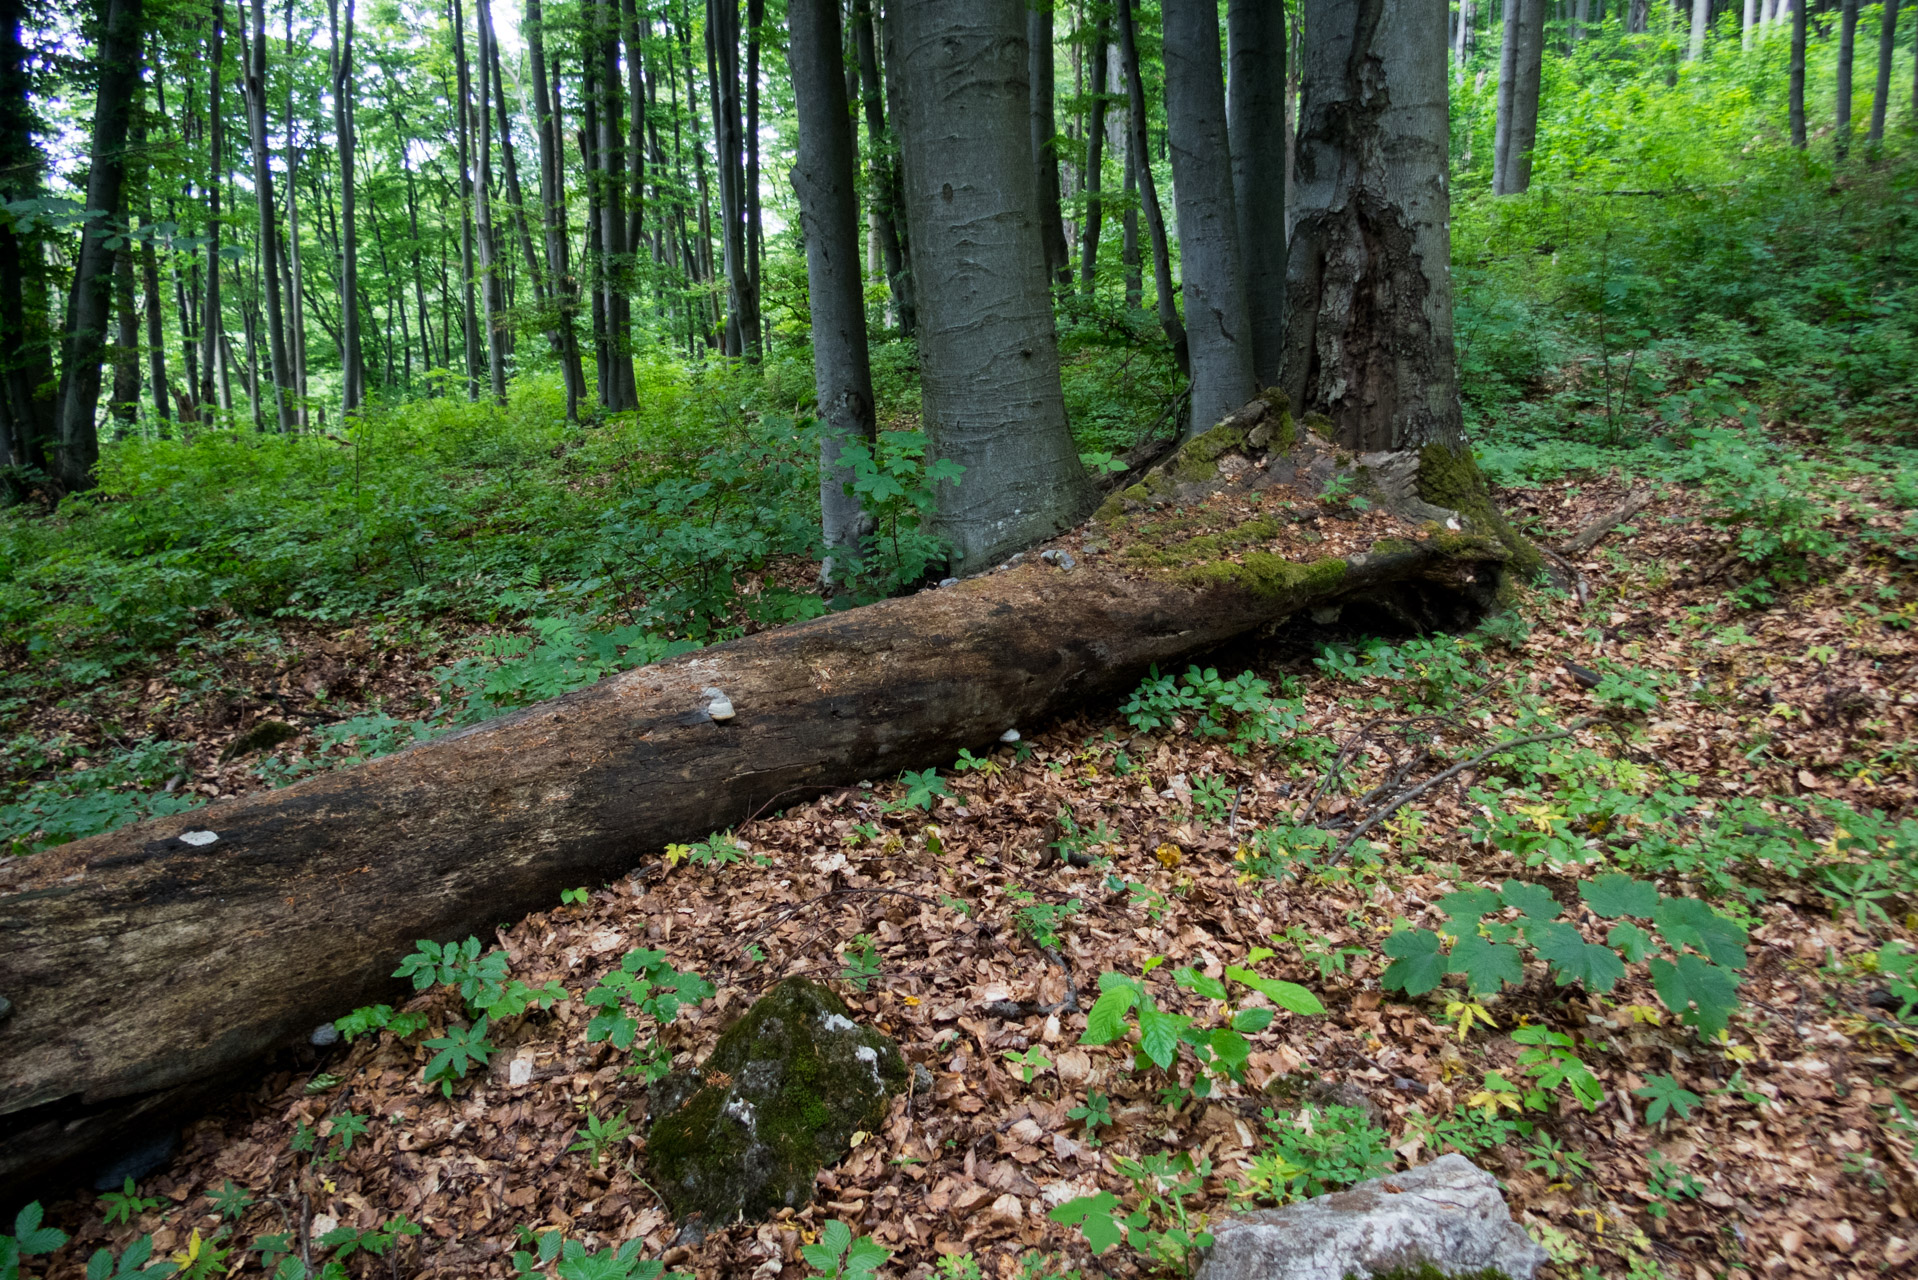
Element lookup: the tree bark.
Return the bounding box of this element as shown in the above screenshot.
[889,0,1094,573]
[450,0,482,399]
[1227,0,1286,391]
[53,0,144,491]
[472,0,508,403]
[244,0,292,431]
[330,0,363,412]
[789,0,877,584]
[1837,0,1860,158]
[110,241,139,435]
[1870,0,1897,142]
[1283,0,1462,456]
[709,0,761,360]
[1079,10,1109,297]
[0,421,1507,1203]
[852,0,914,335]
[527,0,585,420]
[1029,0,1071,291]
[597,0,636,404]
[1162,0,1256,437]
[1790,0,1807,146]
[1493,0,1544,194]
[0,0,54,474]
[1689,0,1711,59]
[1117,0,1188,375]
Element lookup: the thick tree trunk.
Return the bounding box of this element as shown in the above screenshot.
[1871,0,1897,142]
[1836,0,1860,158]
[0,0,55,473]
[330,0,363,412]
[790,0,877,585]
[1284,0,1460,456]
[0,415,1507,1204]
[1690,0,1711,58]
[1228,0,1286,392]
[1493,0,1544,194]
[54,0,144,490]
[1117,0,1188,375]
[889,0,1094,573]
[1029,0,1071,290]
[1163,0,1256,437]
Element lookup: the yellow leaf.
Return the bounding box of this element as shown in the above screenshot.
[172,1230,203,1267]
[849,1130,868,1148]
[901,995,920,1006]
[1622,1004,1663,1025]
[663,843,691,868]
[1155,843,1182,869]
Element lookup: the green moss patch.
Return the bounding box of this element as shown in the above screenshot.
[644,977,906,1232]
[1415,444,1544,580]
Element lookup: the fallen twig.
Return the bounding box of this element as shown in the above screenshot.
[1561,487,1656,555]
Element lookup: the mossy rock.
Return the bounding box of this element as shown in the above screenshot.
[219,719,299,761]
[1415,444,1543,580]
[643,977,906,1234]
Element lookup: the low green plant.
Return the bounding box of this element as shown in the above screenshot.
[1633,1073,1703,1123]
[422,1017,494,1096]
[1007,887,1083,951]
[1003,1045,1052,1083]
[663,830,755,870]
[584,948,715,1081]
[3,1202,70,1276]
[1380,873,1748,1038]
[317,1216,421,1262]
[1242,1104,1396,1201]
[1410,1103,1532,1158]
[1283,926,1367,980]
[1120,665,1316,757]
[100,1176,164,1226]
[839,935,882,991]
[1067,1089,1113,1143]
[1049,1153,1214,1276]
[1,737,200,856]
[512,1224,695,1280]
[332,1004,430,1044]
[1511,1025,1605,1111]
[569,1106,636,1168]
[1523,1133,1595,1181]
[799,1219,890,1280]
[1643,1153,1704,1219]
[892,767,950,811]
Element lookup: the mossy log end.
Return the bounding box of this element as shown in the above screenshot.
[0,408,1508,1205]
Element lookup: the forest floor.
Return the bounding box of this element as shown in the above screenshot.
[26,464,1918,1280]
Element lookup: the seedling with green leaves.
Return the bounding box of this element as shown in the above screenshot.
[1003,1045,1052,1083]
[100,1177,163,1226]
[838,935,882,991]
[422,1017,494,1096]
[1511,1026,1605,1110]
[569,1106,636,1168]
[1067,1090,1113,1143]
[1634,1073,1703,1122]
[1049,1153,1214,1276]
[1007,887,1083,950]
[584,948,716,1081]
[799,1220,890,1280]
[1381,873,1748,1037]
[332,1003,430,1044]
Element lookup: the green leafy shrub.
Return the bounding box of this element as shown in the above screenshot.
[583,948,715,1081]
[1,736,199,855]
[1237,1104,1397,1202]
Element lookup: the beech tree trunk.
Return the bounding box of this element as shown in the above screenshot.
[1079,10,1109,296]
[1493,0,1544,195]
[54,0,144,490]
[330,0,363,412]
[1284,0,1462,454]
[1163,0,1256,437]
[889,0,1093,572]
[0,429,1507,1202]
[852,0,914,334]
[1029,0,1071,290]
[1227,0,1286,391]
[0,0,55,472]
[244,0,292,431]
[1790,0,1807,146]
[1117,0,1188,375]
[1871,0,1897,142]
[1836,0,1860,158]
[789,0,877,581]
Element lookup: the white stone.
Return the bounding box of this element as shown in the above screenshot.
[999,728,1020,743]
[178,830,219,847]
[1195,1154,1547,1280]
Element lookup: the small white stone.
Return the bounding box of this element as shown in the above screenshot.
[999,728,1020,743]
[309,1023,340,1047]
[508,1056,534,1086]
[178,830,219,847]
[855,1045,877,1063]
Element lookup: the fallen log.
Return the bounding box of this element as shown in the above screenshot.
[0,402,1508,1203]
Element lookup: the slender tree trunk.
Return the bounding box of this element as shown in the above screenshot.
[528,0,584,418]
[244,0,292,430]
[597,0,636,405]
[889,0,1093,573]
[1628,0,1649,33]
[746,0,764,350]
[137,105,169,432]
[202,1,225,417]
[449,6,482,399]
[1284,0,1463,455]
[1791,0,1807,145]
[1871,0,1898,142]
[1117,0,1188,374]
[1227,0,1286,390]
[54,0,144,490]
[708,0,760,360]
[1837,0,1859,157]
[1689,0,1711,58]
[330,0,363,412]
[852,0,914,335]
[789,0,877,584]
[0,0,56,472]
[472,0,507,402]
[1571,0,1587,47]
[110,241,139,435]
[1163,0,1255,436]
[1079,11,1109,297]
[1456,0,1474,62]
[1029,0,1071,290]
[1121,71,1141,308]
[1493,0,1545,194]
[284,0,307,423]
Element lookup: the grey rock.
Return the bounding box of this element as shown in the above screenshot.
[1196,1154,1547,1280]
[938,577,960,588]
[91,1130,178,1192]
[1039,548,1077,571]
[310,1022,341,1047]
[644,977,906,1238]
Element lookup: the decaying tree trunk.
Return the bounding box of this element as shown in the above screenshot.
[0,404,1507,1202]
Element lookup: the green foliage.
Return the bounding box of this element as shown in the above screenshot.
[568,1107,636,1168]
[583,948,715,1079]
[1313,635,1486,713]
[1242,1105,1397,1202]
[838,935,882,992]
[332,1004,430,1044]
[1634,1073,1703,1123]
[1007,887,1083,950]
[799,1220,890,1280]
[1511,1026,1605,1111]
[100,1177,163,1226]
[317,1216,420,1261]
[664,830,756,870]
[1644,1153,1704,1219]
[892,767,950,811]
[84,1236,175,1280]
[422,1017,494,1097]
[1120,665,1321,758]
[1,736,200,855]
[1002,1045,1052,1083]
[1380,875,1748,1037]
[2,1202,70,1277]
[1067,1090,1113,1143]
[1050,1154,1214,1275]
[828,427,963,592]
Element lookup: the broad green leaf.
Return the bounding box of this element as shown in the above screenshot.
[1049,1191,1126,1253]
[1634,1072,1703,1123]
[1653,898,1749,968]
[1499,880,1561,923]
[1208,1027,1252,1075]
[11,1202,66,1255]
[1437,885,1501,932]
[1530,922,1628,993]
[1447,933,1524,996]
[1581,872,1659,918]
[1081,983,1138,1045]
[1225,966,1326,1015]
[819,1220,853,1261]
[1136,1003,1189,1070]
[1650,954,1741,1035]
[1232,1007,1275,1034]
[1381,929,1447,996]
[1174,966,1230,1002]
[1607,921,1656,963]
[843,1236,891,1278]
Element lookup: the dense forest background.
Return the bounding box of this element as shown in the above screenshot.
[1,0,1913,850]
